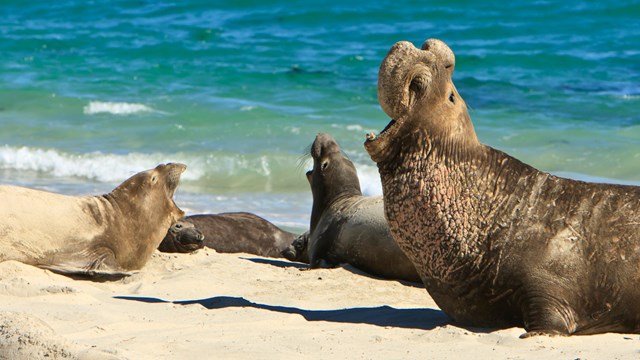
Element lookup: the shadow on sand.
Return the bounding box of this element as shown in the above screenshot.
[240,257,308,270]
[114,295,449,331]
[240,257,424,288]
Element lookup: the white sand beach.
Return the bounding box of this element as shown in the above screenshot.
[1,249,638,359]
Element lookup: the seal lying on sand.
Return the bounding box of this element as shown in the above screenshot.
[365,38,640,336]
[299,133,420,283]
[281,231,310,263]
[157,220,205,253]
[0,163,186,278]
[158,212,298,258]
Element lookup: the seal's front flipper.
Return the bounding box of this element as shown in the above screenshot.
[38,247,134,281]
[519,330,565,339]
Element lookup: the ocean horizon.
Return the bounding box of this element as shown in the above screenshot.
[1,1,639,231]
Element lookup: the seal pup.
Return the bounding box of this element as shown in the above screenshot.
[365,38,640,336]
[157,220,205,253]
[0,163,186,278]
[158,212,298,258]
[301,133,420,282]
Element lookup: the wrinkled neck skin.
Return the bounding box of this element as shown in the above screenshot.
[89,187,180,271]
[376,120,540,290]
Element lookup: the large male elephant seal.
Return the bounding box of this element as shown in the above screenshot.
[0,163,186,278]
[299,133,420,283]
[158,212,298,258]
[364,38,640,336]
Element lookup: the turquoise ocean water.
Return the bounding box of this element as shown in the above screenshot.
[1,1,639,231]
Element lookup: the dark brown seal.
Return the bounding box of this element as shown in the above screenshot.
[365,38,640,336]
[158,212,298,258]
[157,219,205,253]
[0,163,186,278]
[299,133,420,282]
[281,231,310,263]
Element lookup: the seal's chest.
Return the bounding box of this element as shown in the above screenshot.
[382,166,484,283]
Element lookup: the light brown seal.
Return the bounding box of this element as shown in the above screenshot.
[297,133,420,282]
[365,38,640,336]
[0,163,186,278]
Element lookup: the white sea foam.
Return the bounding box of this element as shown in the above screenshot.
[0,146,202,183]
[621,94,640,100]
[83,101,155,115]
[299,158,382,197]
[355,164,383,197]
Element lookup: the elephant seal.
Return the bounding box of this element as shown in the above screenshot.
[281,231,310,263]
[157,220,205,253]
[0,163,186,278]
[365,38,640,336]
[301,133,420,283]
[158,212,298,258]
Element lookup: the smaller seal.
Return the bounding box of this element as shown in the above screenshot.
[157,212,299,258]
[301,133,420,282]
[157,220,205,253]
[0,163,187,278]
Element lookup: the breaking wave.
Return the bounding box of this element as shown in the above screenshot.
[0,145,383,195]
[83,101,156,115]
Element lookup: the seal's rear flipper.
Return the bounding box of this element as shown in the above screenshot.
[39,264,136,281]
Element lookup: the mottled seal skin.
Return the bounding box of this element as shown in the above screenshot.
[158,220,205,253]
[303,133,421,283]
[0,163,186,278]
[365,38,640,336]
[158,212,298,258]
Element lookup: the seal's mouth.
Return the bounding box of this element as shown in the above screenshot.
[364,115,406,163]
[177,231,205,248]
[365,118,398,143]
[165,163,187,194]
[281,246,297,261]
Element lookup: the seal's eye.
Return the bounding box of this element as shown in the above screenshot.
[174,223,183,229]
[448,92,455,104]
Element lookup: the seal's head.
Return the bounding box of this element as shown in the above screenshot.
[114,163,187,225]
[106,163,187,269]
[281,231,310,263]
[306,133,361,230]
[158,220,205,253]
[365,39,479,164]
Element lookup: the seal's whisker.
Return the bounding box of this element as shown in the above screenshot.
[296,153,312,174]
